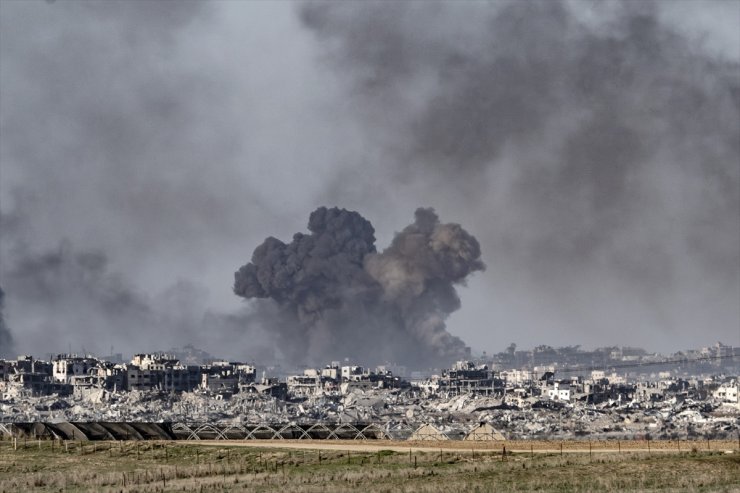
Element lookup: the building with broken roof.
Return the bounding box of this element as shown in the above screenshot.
[418,361,500,397]
[126,354,200,393]
[52,355,99,383]
[201,361,256,397]
[286,363,409,399]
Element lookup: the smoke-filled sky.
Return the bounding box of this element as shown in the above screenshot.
[0,0,738,363]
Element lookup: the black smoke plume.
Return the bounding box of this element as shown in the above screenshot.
[234,206,484,367]
[299,1,740,347]
[0,287,14,358]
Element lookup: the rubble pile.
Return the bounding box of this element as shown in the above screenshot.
[1,386,737,440]
[1,346,738,440]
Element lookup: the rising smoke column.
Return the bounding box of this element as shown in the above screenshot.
[298,1,740,347]
[0,287,13,358]
[364,208,485,357]
[234,206,484,367]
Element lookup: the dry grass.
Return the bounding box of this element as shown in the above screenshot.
[0,439,738,492]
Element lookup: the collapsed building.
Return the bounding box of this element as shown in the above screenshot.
[0,345,737,441]
[285,363,410,399]
[416,361,500,396]
[0,353,256,399]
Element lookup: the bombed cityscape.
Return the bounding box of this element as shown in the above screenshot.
[1,341,739,442]
[1,208,738,441]
[1,0,738,492]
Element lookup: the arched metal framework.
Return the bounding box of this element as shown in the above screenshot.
[1,421,398,441]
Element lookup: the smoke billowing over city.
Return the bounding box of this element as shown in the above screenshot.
[234,207,484,366]
[0,1,737,362]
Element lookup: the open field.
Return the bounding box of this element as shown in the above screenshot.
[0,440,738,492]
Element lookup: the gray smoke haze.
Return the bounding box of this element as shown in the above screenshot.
[0,286,13,358]
[4,240,152,351]
[234,207,484,367]
[0,196,271,360]
[299,1,740,349]
[0,1,305,358]
[1,229,271,361]
[0,0,737,360]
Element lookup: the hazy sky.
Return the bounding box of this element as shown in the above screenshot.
[1,0,738,361]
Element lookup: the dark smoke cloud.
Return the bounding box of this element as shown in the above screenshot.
[0,197,266,360]
[0,287,13,358]
[234,207,484,367]
[299,1,740,348]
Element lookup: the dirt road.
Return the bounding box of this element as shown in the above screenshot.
[184,439,739,455]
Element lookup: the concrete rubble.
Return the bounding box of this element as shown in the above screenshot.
[1,344,738,440]
[1,383,737,440]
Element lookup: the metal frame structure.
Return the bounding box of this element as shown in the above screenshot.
[0,421,415,441]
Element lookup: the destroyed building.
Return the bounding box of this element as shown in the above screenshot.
[0,343,737,442]
[201,361,256,396]
[127,354,198,393]
[0,352,256,398]
[285,363,410,399]
[416,361,500,396]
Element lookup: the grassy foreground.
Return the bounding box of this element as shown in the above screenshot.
[0,440,738,492]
